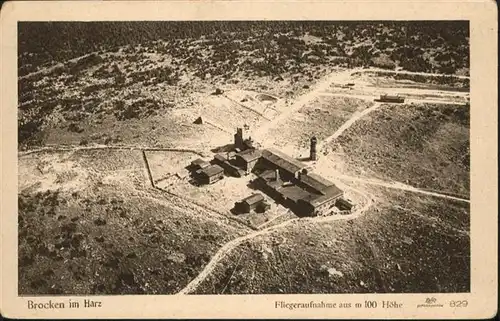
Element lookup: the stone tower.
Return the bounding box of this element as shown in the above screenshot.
[310,136,318,161]
[234,128,244,149]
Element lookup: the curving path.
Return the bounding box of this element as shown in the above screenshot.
[177,184,374,295]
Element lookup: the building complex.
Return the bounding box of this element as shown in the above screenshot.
[188,127,353,217]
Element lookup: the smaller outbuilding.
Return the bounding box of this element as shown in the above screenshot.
[335,198,354,211]
[196,164,224,185]
[191,158,210,170]
[212,88,224,95]
[378,94,405,103]
[234,193,269,214]
[193,116,204,124]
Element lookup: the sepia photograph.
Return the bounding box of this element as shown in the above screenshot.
[17,20,471,295]
[0,1,497,319]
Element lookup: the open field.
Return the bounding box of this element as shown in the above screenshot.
[145,150,201,185]
[18,188,248,295]
[192,188,469,294]
[333,102,470,196]
[34,108,230,151]
[196,93,269,133]
[19,149,146,194]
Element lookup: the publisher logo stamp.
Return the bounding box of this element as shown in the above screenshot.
[417,297,443,308]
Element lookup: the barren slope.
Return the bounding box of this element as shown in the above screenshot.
[18,151,248,295]
[193,189,469,294]
[334,103,470,196]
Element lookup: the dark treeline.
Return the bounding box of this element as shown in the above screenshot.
[18,20,469,73]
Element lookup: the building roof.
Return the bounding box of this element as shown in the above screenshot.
[256,169,275,180]
[323,185,344,199]
[256,169,283,189]
[191,158,209,167]
[280,185,311,203]
[200,164,224,177]
[299,172,335,194]
[235,148,262,162]
[381,94,403,99]
[242,193,265,206]
[301,185,344,207]
[213,154,227,163]
[262,148,307,174]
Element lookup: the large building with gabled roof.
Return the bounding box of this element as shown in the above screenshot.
[252,148,345,216]
[261,148,308,179]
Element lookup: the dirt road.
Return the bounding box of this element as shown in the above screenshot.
[363,67,470,79]
[176,217,299,295]
[19,52,98,80]
[18,144,207,157]
[335,174,470,203]
[318,102,382,151]
[202,117,235,134]
[318,92,467,106]
[252,68,362,145]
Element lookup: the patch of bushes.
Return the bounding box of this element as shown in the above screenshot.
[113,98,172,121]
[68,123,84,133]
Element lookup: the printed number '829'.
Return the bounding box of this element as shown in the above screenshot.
[449,300,468,308]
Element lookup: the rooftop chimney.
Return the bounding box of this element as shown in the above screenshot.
[275,169,280,182]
